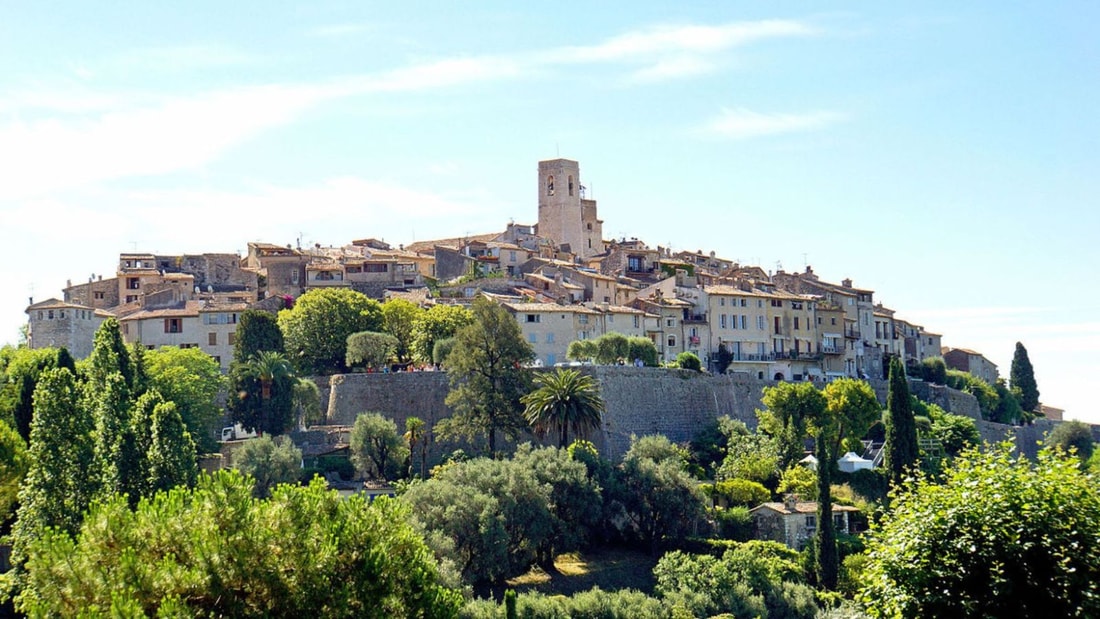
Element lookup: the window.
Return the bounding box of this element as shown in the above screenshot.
[126,295,139,303]
[633,315,639,328]
[364,263,388,273]
[291,270,300,285]
[526,314,540,323]
[208,332,217,346]
[180,343,197,349]
[578,314,589,324]
[94,291,105,300]
[228,332,236,346]
[529,333,538,344]
[832,318,837,325]
[740,315,748,330]
[165,318,182,334]
[546,332,555,344]
[47,310,54,319]
[59,310,65,319]
[721,314,728,329]
[509,251,516,261]
[568,175,574,196]
[794,317,800,330]
[927,337,933,345]
[547,175,554,196]
[127,277,140,290]
[666,318,675,327]
[771,299,782,308]
[607,315,614,323]
[720,298,726,306]
[667,335,677,348]
[758,315,765,330]
[741,299,748,307]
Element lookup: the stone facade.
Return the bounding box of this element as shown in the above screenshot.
[537,159,604,259]
[25,299,105,359]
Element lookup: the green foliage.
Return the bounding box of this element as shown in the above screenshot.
[11,368,96,571]
[15,471,462,617]
[883,358,917,484]
[233,309,284,363]
[945,370,1000,420]
[596,332,630,365]
[412,303,474,364]
[230,350,297,436]
[627,336,659,367]
[777,465,818,501]
[822,378,881,459]
[992,378,1024,425]
[717,430,780,485]
[838,468,889,504]
[674,351,701,372]
[918,357,947,385]
[713,506,754,541]
[442,297,534,453]
[404,416,429,478]
[233,435,302,498]
[146,400,199,494]
[0,419,26,525]
[293,378,323,427]
[654,541,817,619]
[382,298,425,363]
[404,445,599,584]
[615,435,705,552]
[0,346,70,441]
[522,368,605,447]
[350,412,408,481]
[433,336,457,366]
[278,287,384,374]
[715,343,733,374]
[758,381,826,470]
[1010,341,1040,413]
[687,416,746,478]
[87,317,135,393]
[567,338,598,362]
[861,443,1100,618]
[1046,420,1094,465]
[345,330,399,370]
[708,478,770,507]
[145,345,225,452]
[462,587,668,619]
[928,411,981,457]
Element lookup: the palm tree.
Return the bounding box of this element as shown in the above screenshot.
[244,351,295,435]
[521,368,605,448]
[403,416,428,478]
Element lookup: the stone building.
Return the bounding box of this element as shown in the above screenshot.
[751,496,860,550]
[943,347,999,385]
[537,159,604,259]
[25,298,107,358]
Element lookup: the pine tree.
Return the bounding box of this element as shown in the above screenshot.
[1010,342,1040,414]
[11,368,96,568]
[883,357,918,484]
[146,400,198,493]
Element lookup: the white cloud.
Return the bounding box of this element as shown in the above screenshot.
[705,107,846,139]
[629,56,713,83]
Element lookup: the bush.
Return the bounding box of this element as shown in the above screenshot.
[711,478,770,507]
[674,352,701,372]
[713,506,754,541]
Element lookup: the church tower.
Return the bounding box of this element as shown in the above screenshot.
[537,159,603,259]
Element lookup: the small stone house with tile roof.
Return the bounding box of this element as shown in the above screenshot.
[750,496,860,550]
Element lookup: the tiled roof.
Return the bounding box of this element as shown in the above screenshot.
[751,501,861,515]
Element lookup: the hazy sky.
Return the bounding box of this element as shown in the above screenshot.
[2,3,1097,421]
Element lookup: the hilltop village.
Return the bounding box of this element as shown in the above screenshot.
[26,158,1004,391]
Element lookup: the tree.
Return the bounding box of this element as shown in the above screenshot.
[992,378,1024,425]
[613,435,704,553]
[232,351,297,436]
[382,298,424,364]
[758,381,826,470]
[0,347,70,442]
[566,339,597,363]
[442,297,534,453]
[861,443,1100,618]
[0,419,27,526]
[293,378,323,428]
[91,372,138,501]
[233,435,303,498]
[432,336,457,367]
[11,368,96,571]
[350,412,408,481]
[627,336,659,367]
[521,368,605,447]
[823,378,882,462]
[595,332,629,364]
[345,331,398,371]
[86,317,135,393]
[675,351,702,371]
[145,400,198,494]
[1010,341,1040,414]
[928,411,981,457]
[14,471,462,617]
[233,309,285,362]
[404,416,428,478]
[883,358,918,484]
[715,343,734,374]
[278,288,383,374]
[411,303,473,363]
[1047,420,1094,465]
[145,346,225,452]
[919,357,947,385]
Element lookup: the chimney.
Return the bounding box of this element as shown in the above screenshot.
[841,278,852,288]
[783,493,799,512]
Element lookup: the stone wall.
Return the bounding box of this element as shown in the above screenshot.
[322,367,1083,464]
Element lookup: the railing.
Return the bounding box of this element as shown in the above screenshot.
[820,345,843,355]
[683,314,707,323]
[731,353,777,362]
[845,328,861,339]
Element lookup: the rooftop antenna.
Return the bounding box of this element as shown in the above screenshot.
[556,142,559,157]
[802,253,808,268]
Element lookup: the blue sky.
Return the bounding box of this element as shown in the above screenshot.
[2,3,1097,421]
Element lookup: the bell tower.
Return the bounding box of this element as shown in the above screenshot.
[537,159,603,258]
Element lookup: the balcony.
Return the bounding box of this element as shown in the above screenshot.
[683,313,707,323]
[820,344,844,355]
[845,328,861,339]
[731,353,776,362]
[774,350,822,361]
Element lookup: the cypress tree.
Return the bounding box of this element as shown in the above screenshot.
[814,432,838,589]
[883,357,918,484]
[147,400,198,493]
[1010,342,1040,414]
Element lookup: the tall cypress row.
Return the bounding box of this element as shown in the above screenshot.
[884,357,918,484]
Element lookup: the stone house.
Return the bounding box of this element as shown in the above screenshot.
[243,243,309,300]
[502,301,600,367]
[25,299,107,359]
[750,496,860,550]
[943,347,999,385]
